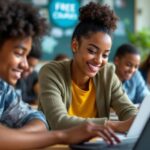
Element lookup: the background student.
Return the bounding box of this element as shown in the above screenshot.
[54,53,69,61]
[114,43,149,104]
[39,2,137,133]
[0,0,120,149]
[16,40,42,105]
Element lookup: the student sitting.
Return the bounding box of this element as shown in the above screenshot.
[16,41,42,105]
[38,2,137,133]
[114,43,150,104]
[54,53,69,61]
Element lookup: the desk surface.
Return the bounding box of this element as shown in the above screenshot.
[40,138,103,150]
[37,145,70,150]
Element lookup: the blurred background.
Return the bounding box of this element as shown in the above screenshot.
[22,0,150,62]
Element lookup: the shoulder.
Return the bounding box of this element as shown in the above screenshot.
[41,60,71,71]
[132,70,145,81]
[0,79,17,105]
[39,60,71,77]
[104,62,115,71]
[39,60,72,86]
[94,63,117,85]
[126,70,149,91]
[0,78,13,92]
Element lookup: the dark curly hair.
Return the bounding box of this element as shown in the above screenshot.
[0,0,49,45]
[72,2,118,41]
[114,43,140,59]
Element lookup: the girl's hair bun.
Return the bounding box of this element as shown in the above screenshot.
[79,2,118,31]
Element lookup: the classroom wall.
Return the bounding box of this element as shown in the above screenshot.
[22,0,135,61]
[136,0,150,31]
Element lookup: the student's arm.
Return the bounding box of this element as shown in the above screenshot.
[0,122,120,150]
[18,119,47,132]
[108,68,137,133]
[105,116,135,133]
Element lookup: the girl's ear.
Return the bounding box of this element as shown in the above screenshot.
[71,39,79,53]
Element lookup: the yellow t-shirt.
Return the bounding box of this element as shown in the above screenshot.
[68,79,97,118]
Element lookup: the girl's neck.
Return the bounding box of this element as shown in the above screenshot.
[71,61,90,90]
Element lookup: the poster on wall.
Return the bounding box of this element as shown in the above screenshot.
[41,0,79,60]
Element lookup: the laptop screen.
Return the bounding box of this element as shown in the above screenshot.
[133,117,150,150]
[127,94,150,138]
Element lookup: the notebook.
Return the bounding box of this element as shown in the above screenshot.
[70,94,150,150]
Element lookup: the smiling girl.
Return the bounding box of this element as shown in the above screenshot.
[39,2,137,133]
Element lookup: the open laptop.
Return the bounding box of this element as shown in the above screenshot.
[117,94,150,140]
[133,116,150,150]
[70,117,150,150]
[70,94,150,150]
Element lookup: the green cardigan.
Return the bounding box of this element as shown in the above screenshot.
[38,60,137,130]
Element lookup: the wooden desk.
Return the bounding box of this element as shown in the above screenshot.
[37,145,70,150]
[41,138,103,150]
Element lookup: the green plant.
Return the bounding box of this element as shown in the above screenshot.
[127,28,150,60]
